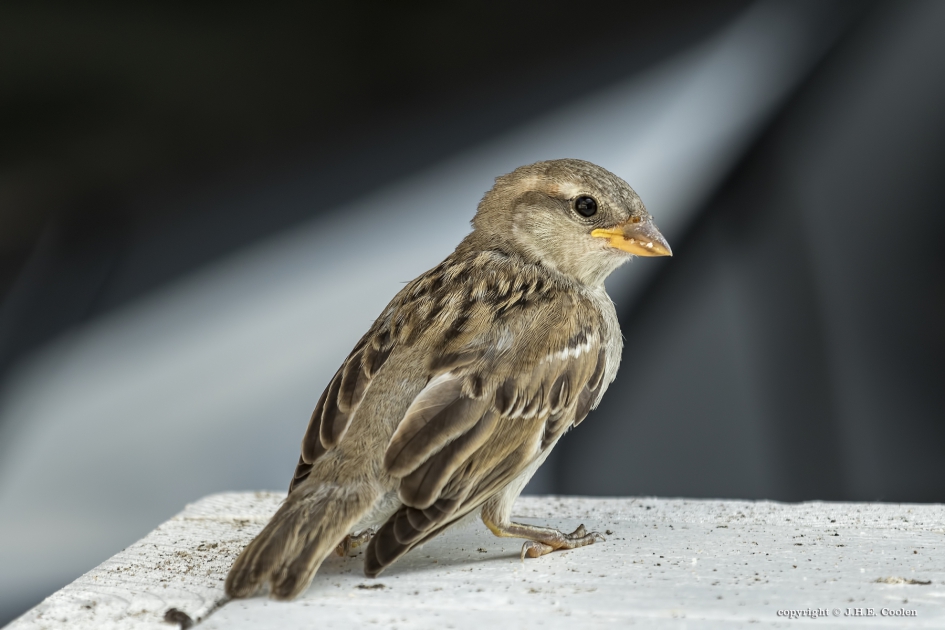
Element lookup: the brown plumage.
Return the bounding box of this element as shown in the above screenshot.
[225,158,671,600]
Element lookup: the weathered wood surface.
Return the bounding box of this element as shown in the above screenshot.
[7,493,944,629]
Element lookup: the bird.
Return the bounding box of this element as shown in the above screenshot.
[224,158,671,600]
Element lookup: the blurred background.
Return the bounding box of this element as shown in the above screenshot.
[1,0,943,624]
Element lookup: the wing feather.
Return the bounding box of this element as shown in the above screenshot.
[317,368,346,448]
[365,321,608,576]
[574,346,607,427]
[398,409,500,508]
[290,333,393,493]
[383,373,491,478]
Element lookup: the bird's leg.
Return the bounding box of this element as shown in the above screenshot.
[334,528,376,557]
[481,509,604,560]
[479,456,605,560]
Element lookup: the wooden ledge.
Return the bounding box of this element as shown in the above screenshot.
[8,493,945,629]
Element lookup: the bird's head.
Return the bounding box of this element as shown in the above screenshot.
[470,159,671,286]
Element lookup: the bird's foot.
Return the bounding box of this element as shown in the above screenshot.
[519,524,605,560]
[335,528,376,557]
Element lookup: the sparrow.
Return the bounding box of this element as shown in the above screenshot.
[225,158,671,600]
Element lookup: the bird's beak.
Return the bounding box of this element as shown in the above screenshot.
[591,218,672,257]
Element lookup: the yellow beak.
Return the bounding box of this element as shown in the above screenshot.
[591,218,672,257]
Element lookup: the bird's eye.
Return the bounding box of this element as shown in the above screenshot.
[574,195,598,217]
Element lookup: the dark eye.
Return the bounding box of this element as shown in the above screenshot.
[574,195,598,217]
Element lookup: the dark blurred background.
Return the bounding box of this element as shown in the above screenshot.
[1,0,943,624]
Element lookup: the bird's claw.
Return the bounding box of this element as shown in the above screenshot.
[521,541,554,560]
[566,524,605,543]
[334,528,376,557]
[519,523,604,561]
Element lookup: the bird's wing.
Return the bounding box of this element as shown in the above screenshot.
[364,293,608,576]
[289,250,562,493]
[289,328,394,492]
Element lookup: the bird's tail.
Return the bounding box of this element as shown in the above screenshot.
[225,482,375,600]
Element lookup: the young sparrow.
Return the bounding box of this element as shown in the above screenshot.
[225,159,671,600]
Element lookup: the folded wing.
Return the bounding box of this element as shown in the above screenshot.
[365,316,607,576]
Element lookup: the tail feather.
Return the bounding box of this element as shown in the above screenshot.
[226,483,374,600]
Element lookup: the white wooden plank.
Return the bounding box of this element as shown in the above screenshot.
[7,494,944,629]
